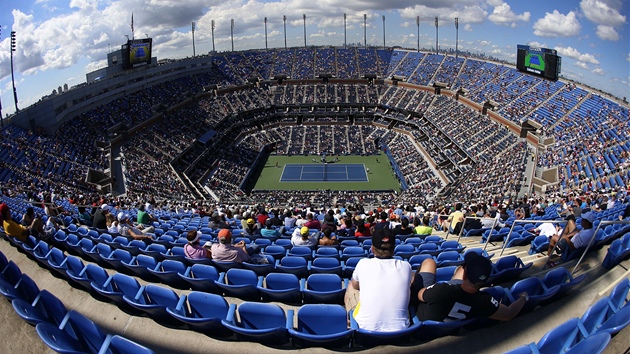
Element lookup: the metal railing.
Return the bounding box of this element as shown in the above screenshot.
[572,219,630,275]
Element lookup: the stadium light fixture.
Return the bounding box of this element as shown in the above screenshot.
[363,14,367,48]
[343,13,347,49]
[435,16,438,54]
[303,14,306,47]
[382,15,385,49]
[283,15,287,50]
[231,19,234,52]
[264,17,268,51]
[455,18,459,59]
[192,22,196,57]
[10,31,19,112]
[211,20,216,53]
[416,16,420,52]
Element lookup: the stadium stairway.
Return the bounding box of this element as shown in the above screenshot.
[0,231,628,354]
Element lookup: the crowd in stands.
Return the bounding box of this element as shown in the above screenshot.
[0,47,627,214]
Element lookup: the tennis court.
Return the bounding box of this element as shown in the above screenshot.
[280,163,368,182]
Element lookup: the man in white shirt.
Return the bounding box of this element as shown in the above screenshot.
[291,226,318,247]
[345,228,412,331]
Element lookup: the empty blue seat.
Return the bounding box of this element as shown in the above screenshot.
[487,255,533,285]
[310,257,342,276]
[100,248,134,273]
[435,251,463,267]
[276,256,309,279]
[287,246,314,260]
[314,247,340,259]
[163,246,187,263]
[408,254,433,271]
[608,278,629,311]
[242,255,276,276]
[262,245,286,260]
[529,235,550,255]
[507,277,560,314]
[178,264,222,293]
[46,247,68,277]
[341,247,366,261]
[12,289,68,327]
[342,257,363,278]
[257,273,303,304]
[302,274,345,304]
[536,317,583,354]
[90,273,142,308]
[66,263,109,292]
[141,244,168,261]
[288,304,354,348]
[440,240,465,252]
[540,267,586,304]
[122,254,159,281]
[393,244,417,260]
[221,302,290,345]
[123,284,181,324]
[35,310,110,353]
[564,332,611,354]
[166,291,231,336]
[435,266,457,283]
[0,273,40,303]
[148,260,188,289]
[102,335,156,354]
[214,268,261,301]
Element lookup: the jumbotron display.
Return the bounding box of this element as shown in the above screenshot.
[516,44,561,81]
[123,38,152,69]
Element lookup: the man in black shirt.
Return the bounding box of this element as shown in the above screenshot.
[411,253,529,322]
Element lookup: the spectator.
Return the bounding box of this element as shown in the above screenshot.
[21,207,46,239]
[117,212,153,241]
[77,206,93,226]
[92,204,111,231]
[136,204,157,231]
[411,254,529,322]
[243,218,261,238]
[345,228,412,331]
[291,226,318,247]
[319,228,339,246]
[447,203,465,234]
[211,229,258,263]
[284,209,297,229]
[304,213,321,230]
[414,216,433,235]
[106,212,119,234]
[260,219,283,240]
[1,203,40,244]
[183,230,212,259]
[549,212,596,258]
[392,217,413,236]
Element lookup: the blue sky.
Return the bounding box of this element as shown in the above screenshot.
[1,0,628,116]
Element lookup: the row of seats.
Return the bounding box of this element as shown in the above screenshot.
[0,251,154,354]
[602,231,630,269]
[506,278,630,354]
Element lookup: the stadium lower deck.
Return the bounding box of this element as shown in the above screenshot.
[1,224,629,354]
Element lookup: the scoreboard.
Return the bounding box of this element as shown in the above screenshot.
[516,45,561,81]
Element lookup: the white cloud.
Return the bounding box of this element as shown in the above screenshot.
[574,61,588,69]
[592,67,604,75]
[627,53,630,62]
[533,10,580,37]
[580,0,626,41]
[464,24,472,31]
[527,41,547,48]
[555,46,600,64]
[595,25,619,41]
[487,1,530,27]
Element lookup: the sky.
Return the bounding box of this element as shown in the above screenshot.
[0,0,628,116]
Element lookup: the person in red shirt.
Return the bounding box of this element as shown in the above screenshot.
[256,210,269,226]
[303,212,321,230]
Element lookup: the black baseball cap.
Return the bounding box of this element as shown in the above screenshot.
[464,252,492,284]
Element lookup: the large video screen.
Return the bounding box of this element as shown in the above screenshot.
[516,45,561,81]
[126,38,152,68]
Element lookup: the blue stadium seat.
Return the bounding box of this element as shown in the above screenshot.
[214,268,261,301]
[12,289,68,327]
[540,267,586,304]
[288,304,354,348]
[242,255,276,276]
[147,260,188,289]
[487,255,533,285]
[178,264,222,294]
[302,274,345,304]
[350,311,421,347]
[35,310,111,353]
[90,273,142,309]
[276,256,309,279]
[309,257,342,276]
[221,302,290,345]
[123,284,181,324]
[257,272,303,304]
[166,291,232,336]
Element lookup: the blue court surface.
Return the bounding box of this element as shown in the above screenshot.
[280,163,368,182]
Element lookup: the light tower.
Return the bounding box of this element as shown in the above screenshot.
[10,31,19,112]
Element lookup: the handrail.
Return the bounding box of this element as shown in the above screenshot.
[572,219,630,275]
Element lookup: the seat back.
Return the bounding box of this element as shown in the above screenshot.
[187,291,230,319]
[306,274,342,291]
[144,284,179,307]
[65,311,109,353]
[190,264,220,281]
[111,273,142,299]
[238,302,286,329]
[226,268,258,286]
[296,304,348,334]
[264,273,300,290]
